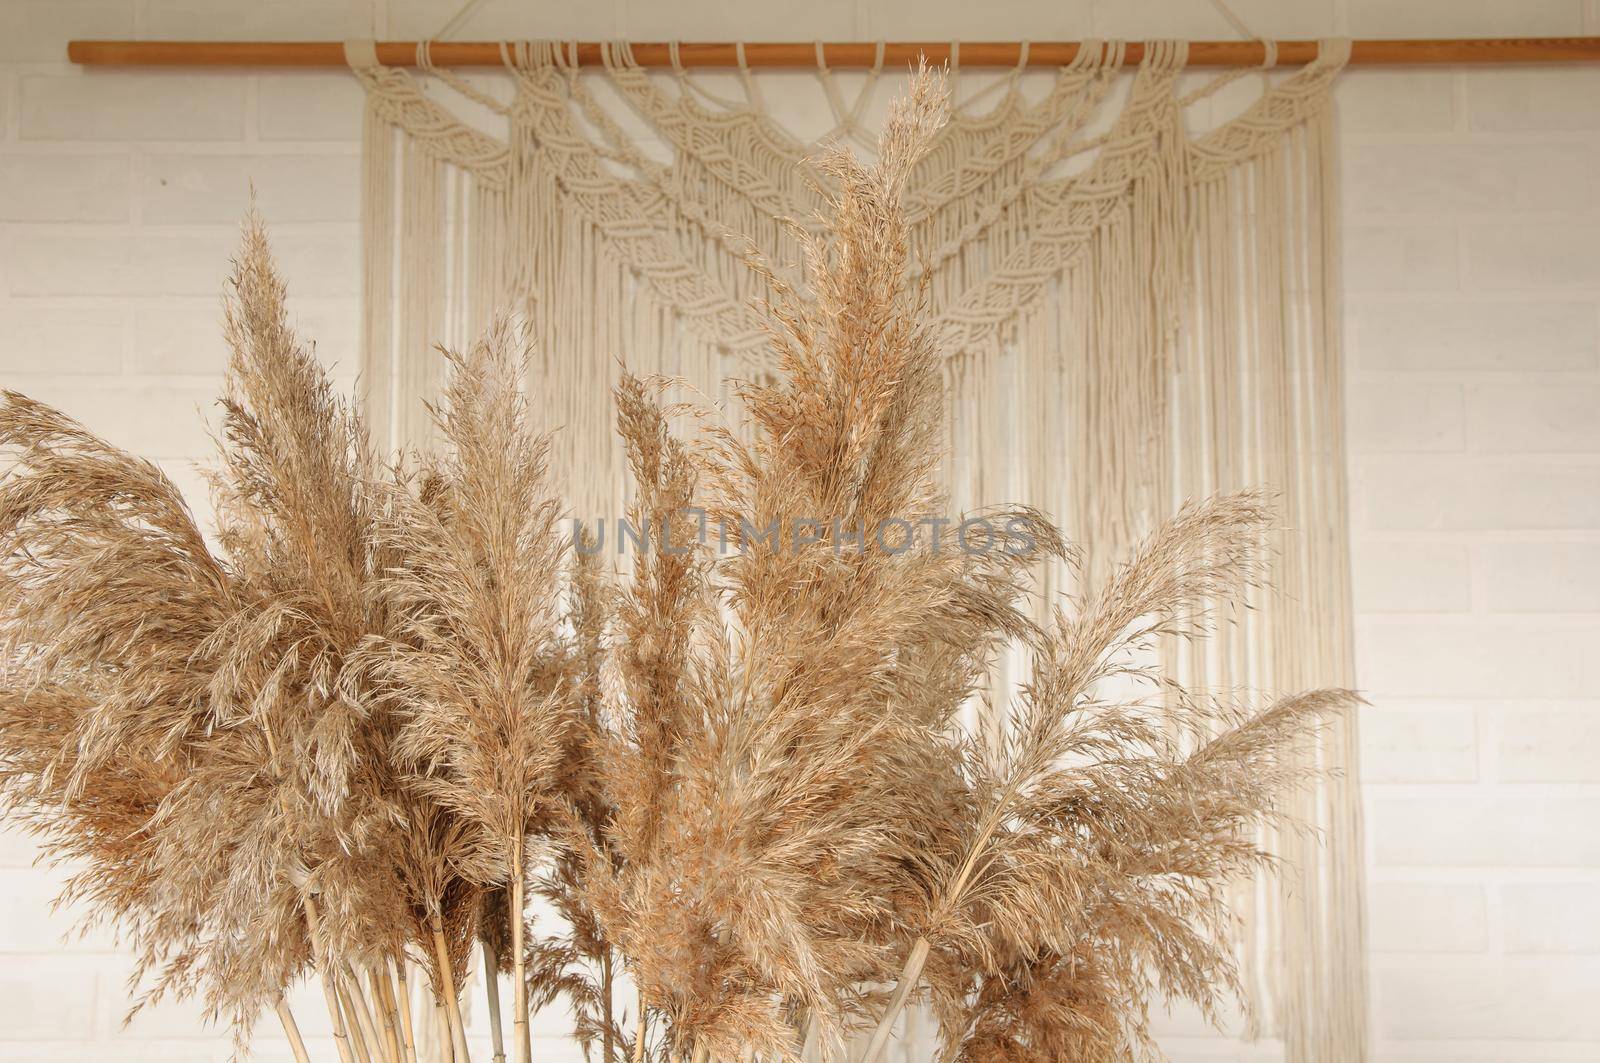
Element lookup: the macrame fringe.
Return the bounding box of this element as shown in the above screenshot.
[347,38,1365,1059]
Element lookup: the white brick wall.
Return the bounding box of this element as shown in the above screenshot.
[1339,0,1600,1056]
[1,1,1597,1060]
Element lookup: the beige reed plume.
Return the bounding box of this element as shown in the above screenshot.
[0,66,1356,1063]
[368,318,576,1063]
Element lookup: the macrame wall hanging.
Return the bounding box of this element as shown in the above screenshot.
[344,37,1364,1059]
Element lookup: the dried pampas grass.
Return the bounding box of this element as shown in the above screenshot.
[0,66,1354,1063]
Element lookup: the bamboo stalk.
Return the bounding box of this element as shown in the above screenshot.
[394,960,420,1063]
[510,841,532,1063]
[338,978,376,1063]
[430,912,475,1063]
[482,935,507,1063]
[275,997,312,1063]
[601,948,614,1063]
[632,999,647,1063]
[858,937,930,1063]
[435,998,457,1063]
[305,895,360,1063]
[372,963,405,1063]
[63,37,1600,68]
[345,962,390,1063]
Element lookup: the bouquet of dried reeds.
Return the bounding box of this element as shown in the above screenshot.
[0,70,1353,1063]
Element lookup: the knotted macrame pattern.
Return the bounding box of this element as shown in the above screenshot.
[345,38,1364,1060]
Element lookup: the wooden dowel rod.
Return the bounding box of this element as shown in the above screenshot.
[65,37,1600,69]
